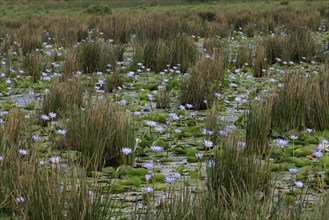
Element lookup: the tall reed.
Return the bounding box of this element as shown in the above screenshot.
[76,40,124,74]
[262,29,317,66]
[272,67,329,131]
[42,77,83,116]
[304,65,329,130]
[207,135,272,204]
[3,109,25,151]
[272,73,307,131]
[64,98,134,170]
[23,51,43,83]
[180,54,226,110]
[137,136,275,220]
[0,155,115,219]
[134,34,196,73]
[246,96,274,156]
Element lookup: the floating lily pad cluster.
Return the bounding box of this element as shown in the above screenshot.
[1,3,329,218]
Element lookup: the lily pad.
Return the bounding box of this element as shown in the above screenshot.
[283,157,311,167]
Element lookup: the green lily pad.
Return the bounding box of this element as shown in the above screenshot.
[152,139,170,149]
[187,156,198,163]
[186,149,199,157]
[127,168,147,177]
[283,157,311,167]
[294,146,314,157]
[61,150,78,160]
[271,162,291,171]
[153,173,166,182]
[172,147,186,155]
[176,166,184,174]
[319,156,329,167]
[155,184,167,190]
[297,166,312,175]
[188,170,199,179]
[111,184,124,193]
[159,158,174,163]
[102,166,116,174]
[130,176,142,187]
[109,201,130,208]
[89,171,107,178]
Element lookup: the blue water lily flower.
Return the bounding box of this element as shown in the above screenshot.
[276,139,288,148]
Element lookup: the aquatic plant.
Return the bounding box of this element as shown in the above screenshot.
[76,40,124,74]
[272,67,329,131]
[23,51,44,83]
[246,96,274,156]
[104,69,124,93]
[180,54,225,110]
[0,154,115,219]
[63,98,134,170]
[156,89,171,109]
[207,135,272,206]
[2,109,25,150]
[134,34,196,73]
[42,77,83,117]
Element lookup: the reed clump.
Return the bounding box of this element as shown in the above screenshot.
[207,136,272,206]
[76,40,124,74]
[262,29,318,65]
[156,89,171,109]
[62,48,78,81]
[23,51,44,83]
[134,34,196,73]
[235,45,253,68]
[64,99,134,170]
[42,77,83,116]
[272,73,307,131]
[272,68,329,132]
[247,67,329,154]
[104,69,125,93]
[180,54,226,110]
[2,109,25,151]
[246,96,274,156]
[254,44,268,77]
[0,155,114,219]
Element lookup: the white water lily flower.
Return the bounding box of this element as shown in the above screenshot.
[295,181,304,188]
[290,135,298,140]
[49,156,61,164]
[195,153,203,160]
[204,140,213,148]
[49,112,57,118]
[121,148,132,155]
[150,146,163,152]
[146,121,157,127]
[142,187,154,193]
[165,177,176,183]
[143,163,154,169]
[56,130,67,135]
[18,149,28,155]
[32,134,41,141]
[41,115,50,120]
[155,126,165,133]
[16,197,25,203]
[276,139,288,148]
[145,174,152,181]
[317,142,329,152]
